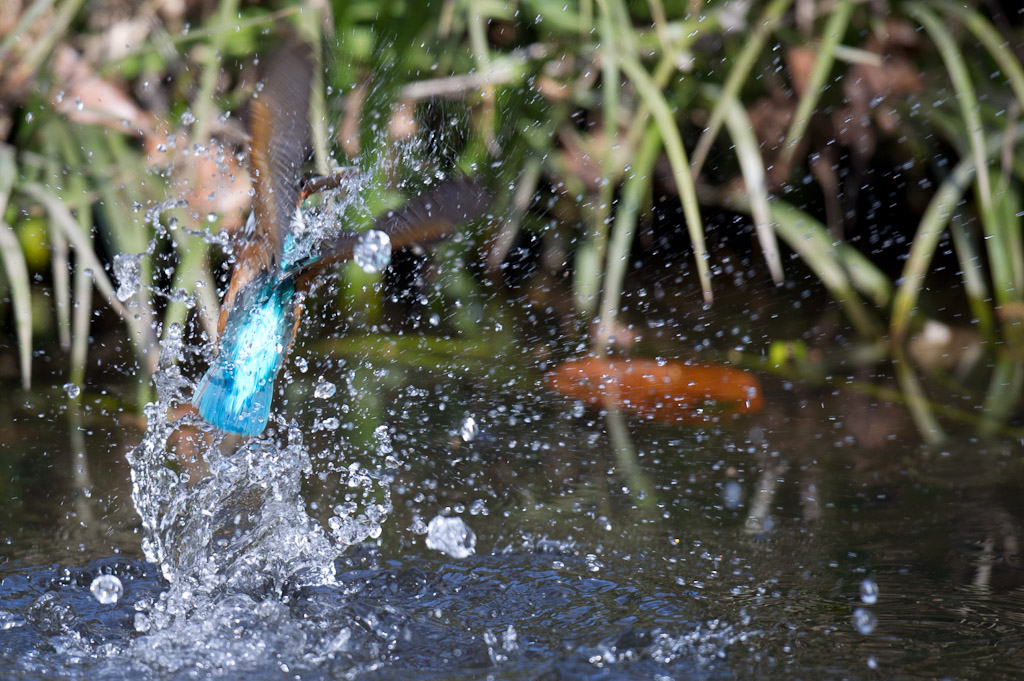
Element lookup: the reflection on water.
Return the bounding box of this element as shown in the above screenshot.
[2,331,1024,678]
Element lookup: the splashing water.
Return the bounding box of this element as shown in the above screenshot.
[123,320,396,671]
[113,253,143,302]
[353,229,392,273]
[89,574,124,605]
[425,515,476,559]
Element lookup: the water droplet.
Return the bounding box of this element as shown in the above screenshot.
[314,378,336,399]
[860,579,879,605]
[723,480,743,509]
[353,229,392,273]
[89,574,123,605]
[63,383,80,398]
[134,612,151,633]
[425,515,476,559]
[294,356,308,373]
[852,607,876,635]
[25,112,33,123]
[113,253,142,302]
[374,424,392,454]
[460,416,478,442]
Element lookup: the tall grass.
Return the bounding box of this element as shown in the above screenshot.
[1,1,1024,438]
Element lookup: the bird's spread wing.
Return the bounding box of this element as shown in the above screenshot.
[311,178,491,270]
[248,41,313,272]
[218,43,313,335]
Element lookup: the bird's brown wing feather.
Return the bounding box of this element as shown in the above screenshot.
[315,178,491,267]
[285,179,490,344]
[218,43,313,335]
[249,42,313,266]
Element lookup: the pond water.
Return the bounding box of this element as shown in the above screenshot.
[3,282,1024,681]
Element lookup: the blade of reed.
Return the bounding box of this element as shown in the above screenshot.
[574,0,625,317]
[889,123,1024,342]
[778,0,854,172]
[937,2,1024,113]
[20,182,128,319]
[15,0,87,83]
[908,6,993,234]
[594,124,661,357]
[987,169,1024,347]
[39,133,72,352]
[0,145,32,389]
[768,199,881,336]
[978,356,1024,436]
[948,213,994,340]
[718,88,783,284]
[0,0,55,61]
[893,350,945,445]
[49,203,71,350]
[690,0,792,176]
[54,124,97,388]
[617,52,712,303]
[90,132,158,374]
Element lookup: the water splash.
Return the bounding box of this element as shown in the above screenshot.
[353,229,392,273]
[425,515,476,559]
[124,320,397,671]
[113,253,143,302]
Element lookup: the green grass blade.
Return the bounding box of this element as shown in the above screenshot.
[690,0,792,175]
[778,0,854,171]
[618,53,711,303]
[20,183,128,319]
[948,213,994,339]
[978,356,1024,436]
[908,5,992,219]
[0,224,32,390]
[594,124,661,356]
[893,350,946,444]
[718,88,783,284]
[937,1,1024,114]
[890,149,976,342]
[768,199,881,336]
[0,145,31,389]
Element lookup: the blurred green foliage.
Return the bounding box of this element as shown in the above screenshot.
[1,0,1023,438]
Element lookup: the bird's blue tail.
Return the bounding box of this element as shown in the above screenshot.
[192,278,296,436]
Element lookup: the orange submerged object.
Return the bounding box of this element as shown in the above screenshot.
[547,356,764,423]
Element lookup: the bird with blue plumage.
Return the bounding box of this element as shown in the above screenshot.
[191,42,490,437]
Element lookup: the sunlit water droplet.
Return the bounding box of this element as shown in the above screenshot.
[63,383,80,398]
[852,607,877,635]
[353,229,392,273]
[314,378,336,399]
[113,253,143,302]
[460,416,478,442]
[89,574,123,605]
[860,578,879,605]
[425,515,476,559]
[723,480,743,509]
[409,514,428,535]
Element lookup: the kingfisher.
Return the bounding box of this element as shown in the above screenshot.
[192,43,489,436]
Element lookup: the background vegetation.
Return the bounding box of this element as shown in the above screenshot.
[1,0,1023,441]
